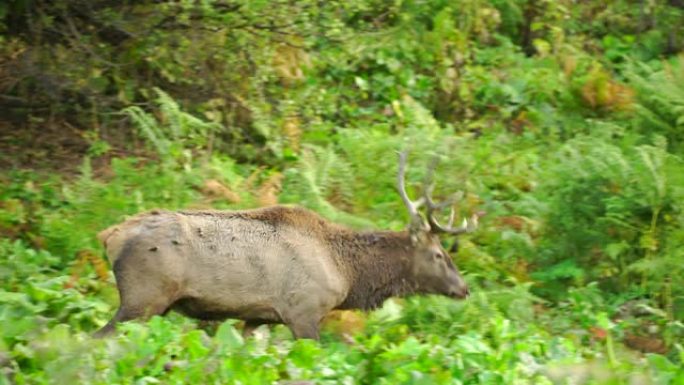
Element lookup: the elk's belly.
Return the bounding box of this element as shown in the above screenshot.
[171,297,281,322]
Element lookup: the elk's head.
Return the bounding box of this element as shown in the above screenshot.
[397,152,483,299]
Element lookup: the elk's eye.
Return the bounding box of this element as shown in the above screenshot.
[433,252,443,260]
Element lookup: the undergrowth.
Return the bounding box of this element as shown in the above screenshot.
[2,2,684,383]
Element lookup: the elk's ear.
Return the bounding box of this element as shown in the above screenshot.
[449,240,459,254]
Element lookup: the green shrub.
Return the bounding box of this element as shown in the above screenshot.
[532,134,684,304]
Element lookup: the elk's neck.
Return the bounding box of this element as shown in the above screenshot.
[330,230,417,311]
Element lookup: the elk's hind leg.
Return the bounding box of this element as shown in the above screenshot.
[94,250,179,338]
[93,297,173,337]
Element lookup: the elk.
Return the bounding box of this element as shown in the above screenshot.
[94,153,482,340]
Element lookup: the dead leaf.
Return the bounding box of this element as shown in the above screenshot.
[201,179,241,203]
[257,173,283,207]
[65,249,109,289]
[322,310,366,340]
[624,334,667,354]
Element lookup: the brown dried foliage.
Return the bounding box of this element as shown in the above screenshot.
[65,249,109,289]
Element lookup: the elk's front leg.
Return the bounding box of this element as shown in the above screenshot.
[280,293,332,340]
[288,319,321,340]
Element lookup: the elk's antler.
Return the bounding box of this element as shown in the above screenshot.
[422,156,474,234]
[397,151,425,220]
[398,152,483,234]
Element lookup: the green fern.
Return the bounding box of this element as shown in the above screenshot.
[535,132,684,300]
[280,98,485,229]
[123,88,221,167]
[123,106,170,157]
[627,57,684,148]
[281,145,375,229]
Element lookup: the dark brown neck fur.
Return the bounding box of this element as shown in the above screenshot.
[328,230,419,311]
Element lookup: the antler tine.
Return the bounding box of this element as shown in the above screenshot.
[396,151,425,218]
[421,156,478,235]
[428,203,483,234]
[427,208,470,234]
[399,151,483,234]
[447,207,456,228]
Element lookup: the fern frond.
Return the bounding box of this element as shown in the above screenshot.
[124,106,169,156]
[154,88,183,139]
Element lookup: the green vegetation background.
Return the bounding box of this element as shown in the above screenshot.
[1,1,683,383]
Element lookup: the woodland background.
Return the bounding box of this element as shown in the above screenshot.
[1,1,683,383]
